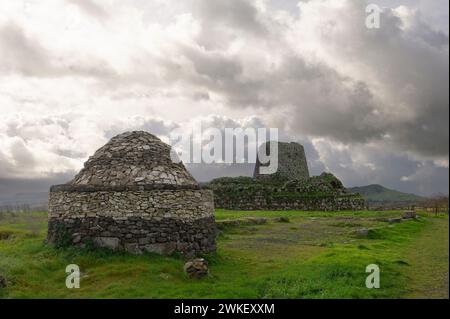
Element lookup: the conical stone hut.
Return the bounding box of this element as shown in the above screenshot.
[47,131,216,256]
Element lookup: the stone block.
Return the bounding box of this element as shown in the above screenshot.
[144,242,176,255]
[183,258,209,279]
[124,243,142,254]
[93,237,120,250]
[402,211,417,219]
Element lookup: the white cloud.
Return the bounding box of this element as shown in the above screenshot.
[0,0,448,195]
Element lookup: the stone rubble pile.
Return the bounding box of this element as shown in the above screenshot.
[183,258,209,278]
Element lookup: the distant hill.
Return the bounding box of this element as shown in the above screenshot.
[347,184,425,207]
[0,192,48,210]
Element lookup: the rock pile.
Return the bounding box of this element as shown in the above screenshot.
[402,211,417,219]
[209,172,366,211]
[283,173,347,195]
[70,131,196,187]
[183,258,209,278]
[210,141,365,211]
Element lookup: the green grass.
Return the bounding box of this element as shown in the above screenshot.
[403,215,449,298]
[214,209,403,220]
[0,210,448,299]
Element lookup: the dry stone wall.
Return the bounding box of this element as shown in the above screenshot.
[49,185,213,220]
[47,131,217,257]
[70,132,196,187]
[209,173,366,211]
[214,192,366,211]
[48,185,216,256]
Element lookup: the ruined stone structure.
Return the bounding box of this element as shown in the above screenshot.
[254,141,309,181]
[210,174,365,211]
[47,131,216,256]
[210,141,366,211]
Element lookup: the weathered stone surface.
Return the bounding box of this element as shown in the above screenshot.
[254,141,309,182]
[211,139,366,212]
[93,237,120,250]
[124,243,141,254]
[47,131,216,257]
[402,211,417,219]
[70,131,197,187]
[72,233,81,244]
[183,258,209,278]
[49,188,214,220]
[48,211,217,256]
[283,173,347,195]
[144,242,177,255]
[209,173,365,211]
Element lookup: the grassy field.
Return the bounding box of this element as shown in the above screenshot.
[0,210,448,299]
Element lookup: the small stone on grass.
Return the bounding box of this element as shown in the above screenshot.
[183,258,209,279]
[0,275,7,288]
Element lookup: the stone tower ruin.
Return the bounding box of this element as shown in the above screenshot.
[253,141,309,182]
[210,140,365,211]
[47,131,216,256]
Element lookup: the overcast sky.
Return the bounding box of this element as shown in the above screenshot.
[0,0,448,197]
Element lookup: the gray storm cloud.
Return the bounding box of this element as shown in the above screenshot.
[0,0,448,196]
[174,0,449,158]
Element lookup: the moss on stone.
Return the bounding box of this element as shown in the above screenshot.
[207,172,365,211]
